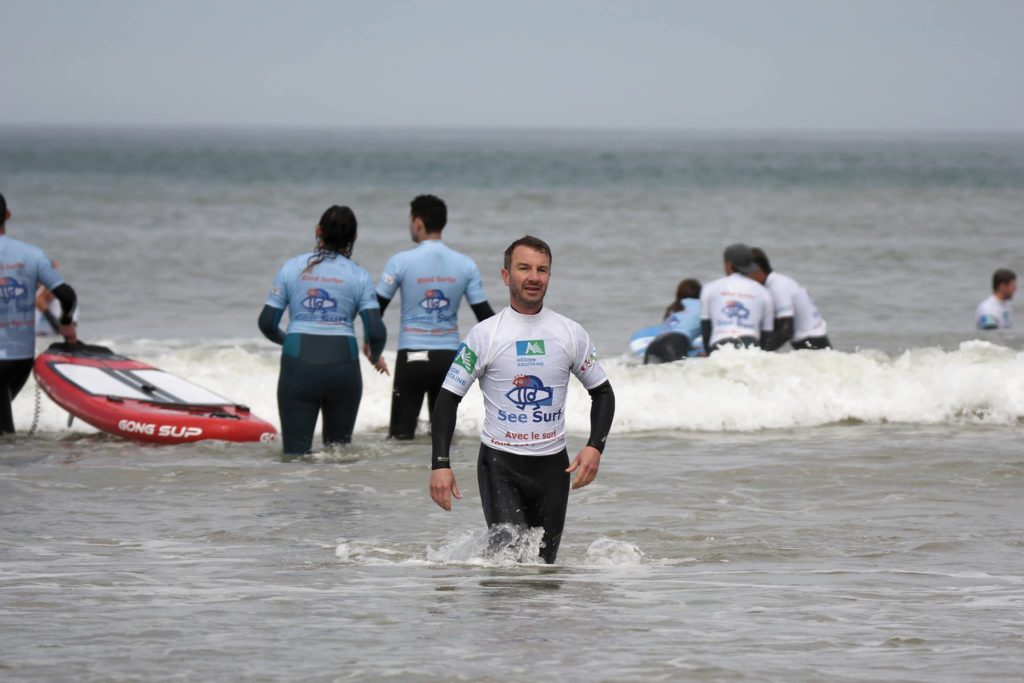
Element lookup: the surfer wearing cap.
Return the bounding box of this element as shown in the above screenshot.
[700,243,774,354]
[644,278,704,363]
[975,268,1015,330]
[429,235,615,564]
[375,195,494,440]
[0,192,78,435]
[749,247,831,350]
[258,205,386,455]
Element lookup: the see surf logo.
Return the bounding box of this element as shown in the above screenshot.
[515,340,545,356]
[419,288,451,312]
[721,300,750,321]
[0,277,28,302]
[505,375,553,410]
[301,288,339,313]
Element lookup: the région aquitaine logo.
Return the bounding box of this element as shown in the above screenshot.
[505,375,554,410]
[453,343,477,373]
[515,339,546,356]
[301,288,339,313]
[0,277,28,302]
[419,288,451,312]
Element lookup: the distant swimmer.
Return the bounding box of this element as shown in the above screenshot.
[700,243,774,354]
[429,236,615,564]
[258,205,386,455]
[750,248,831,350]
[975,268,1015,330]
[644,278,704,363]
[35,261,79,336]
[375,195,494,440]
[0,192,78,435]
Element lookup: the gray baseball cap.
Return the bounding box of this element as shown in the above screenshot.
[723,243,759,274]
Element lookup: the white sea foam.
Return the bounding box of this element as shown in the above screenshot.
[584,538,646,565]
[16,339,1024,436]
[424,524,547,566]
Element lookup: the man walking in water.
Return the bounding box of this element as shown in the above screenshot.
[700,243,774,353]
[0,193,78,435]
[376,195,494,439]
[429,236,615,564]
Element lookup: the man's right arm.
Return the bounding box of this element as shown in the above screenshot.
[429,388,463,510]
[764,316,794,351]
[50,283,78,343]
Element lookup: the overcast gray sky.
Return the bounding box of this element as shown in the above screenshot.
[2,0,1022,130]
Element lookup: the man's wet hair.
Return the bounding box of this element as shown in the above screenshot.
[751,247,772,275]
[0,192,6,225]
[993,268,1016,291]
[504,235,552,271]
[410,195,447,234]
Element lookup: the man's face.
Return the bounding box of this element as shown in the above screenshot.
[502,246,550,312]
[997,278,1017,300]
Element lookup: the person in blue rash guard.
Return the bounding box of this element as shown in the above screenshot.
[375,195,494,439]
[0,193,78,435]
[258,205,386,455]
[644,278,704,363]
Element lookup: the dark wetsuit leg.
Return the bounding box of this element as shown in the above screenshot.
[791,336,832,350]
[277,334,362,455]
[709,336,759,354]
[389,349,457,439]
[644,333,691,364]
[0,359,35,435]
[477,444,571,564]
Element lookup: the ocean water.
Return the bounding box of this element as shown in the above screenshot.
[1,127,1022,681]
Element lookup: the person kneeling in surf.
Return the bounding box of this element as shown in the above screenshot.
[429,236,615,564]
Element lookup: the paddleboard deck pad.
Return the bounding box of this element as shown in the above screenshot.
[33,342,277,444]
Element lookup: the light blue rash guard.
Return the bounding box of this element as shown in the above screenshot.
[265,252,378,337]
[376,240,487,350]
[658,297,704,356]
[0,235,64,359]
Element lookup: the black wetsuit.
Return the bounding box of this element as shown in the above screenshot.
[258,305,386,455]
[387,348,458,439]
[378,296,493,440]
[643,332,692,364]
[432,380,615,564]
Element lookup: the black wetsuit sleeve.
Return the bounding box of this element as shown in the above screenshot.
[764,316,794,352]
[51,283,77,325]
[431,388,463,469]
[586,381,615,453]
[377,294,390,314]
[360,308,386,363]
[258,304,286,345]
[701,319,712,353]
[470,301,495,321]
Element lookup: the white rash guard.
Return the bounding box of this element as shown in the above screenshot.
[441,306,608,456]
[700,273,774,346]
[764,271,827,342]
[975,294,1013,329]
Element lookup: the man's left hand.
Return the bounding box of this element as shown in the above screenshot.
[566,446,601,489]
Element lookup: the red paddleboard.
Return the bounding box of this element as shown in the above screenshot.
[33,342,277,445]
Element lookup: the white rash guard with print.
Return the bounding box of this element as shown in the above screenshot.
[764,271,827,342]
[441,306,608,456]
[700,273,774,346]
